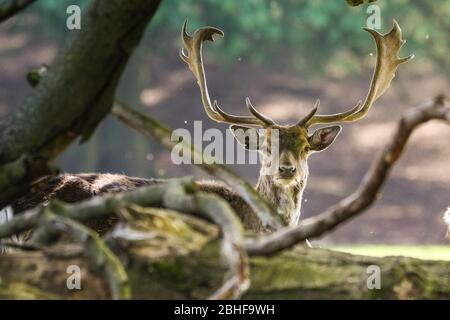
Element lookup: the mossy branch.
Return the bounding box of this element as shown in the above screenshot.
[1,177,251,299]
[245,95,450,256]
[111,101,284,231]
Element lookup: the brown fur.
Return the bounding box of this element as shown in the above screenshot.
[11,173,260,234]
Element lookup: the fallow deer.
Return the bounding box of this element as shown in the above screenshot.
[179,20,413,227]
[3,21,412,236]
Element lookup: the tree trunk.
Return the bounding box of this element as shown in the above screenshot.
[0,0,162,207]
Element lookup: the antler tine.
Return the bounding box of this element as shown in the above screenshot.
[211,99,271,126]
[305,20,414,127]
[180,20,268,126]
[296,99,320,127]
[245,97,275,126]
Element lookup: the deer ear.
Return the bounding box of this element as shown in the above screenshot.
[308,125,342,152]
[229,125,262,151]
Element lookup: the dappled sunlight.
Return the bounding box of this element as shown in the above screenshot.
[307,175,350,197]
[0,35,55,77]
[257,95,318,123]
[376,204,424,220]
[394,123,450,182]
[140,70,191,108]
[400,158,450,182]
[1,0,450,301]
[0,33,28,51]
[350,122,395,150]
[1,1,449,246]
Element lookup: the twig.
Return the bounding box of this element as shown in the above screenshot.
[0,177,192,240]
[112,100,283,231]
[245,95,450,256]
[0,175,250,298]
[0,200,131,299]
[0,0,36,23]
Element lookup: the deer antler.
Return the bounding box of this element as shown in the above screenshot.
[304,21,414,127]
[180,20,275,127]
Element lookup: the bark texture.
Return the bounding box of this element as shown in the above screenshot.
[0,0,162,207]
[0,209,449,300]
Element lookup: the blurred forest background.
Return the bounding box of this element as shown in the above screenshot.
[0,0,449,245]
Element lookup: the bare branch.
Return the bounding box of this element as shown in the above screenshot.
[0,0,36,23]
[0,202,131,298]
[1,176,251,299]
[246,95,450,256]
[0,178,196,240]
[112,101,284,231]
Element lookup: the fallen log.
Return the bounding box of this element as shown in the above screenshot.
[1,206,448,299]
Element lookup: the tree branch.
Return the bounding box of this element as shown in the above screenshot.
[0,0,36,23]
[1,220,449,299]
[0,0,162,208]
[0,178,195,240]
[1,177,251,299]
[245,95,450,256]
[111,101,284,231]
[38,212,130,300]
[162,182,249,299]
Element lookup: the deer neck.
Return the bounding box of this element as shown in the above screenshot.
[256,171,308,226]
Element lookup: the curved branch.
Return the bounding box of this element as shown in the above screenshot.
[162,181,249,299]
[112,101,283,231]
[246,95,450,256]
[0,178,196,240]
[0,177,251,299]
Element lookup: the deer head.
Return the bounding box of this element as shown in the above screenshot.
[180,20,413,226]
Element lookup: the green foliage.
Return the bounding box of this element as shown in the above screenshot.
[10,0,450,76]
[149,0,450,77]
[5,0,88,38]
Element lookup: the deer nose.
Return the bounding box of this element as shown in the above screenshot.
[278,165,296,177]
